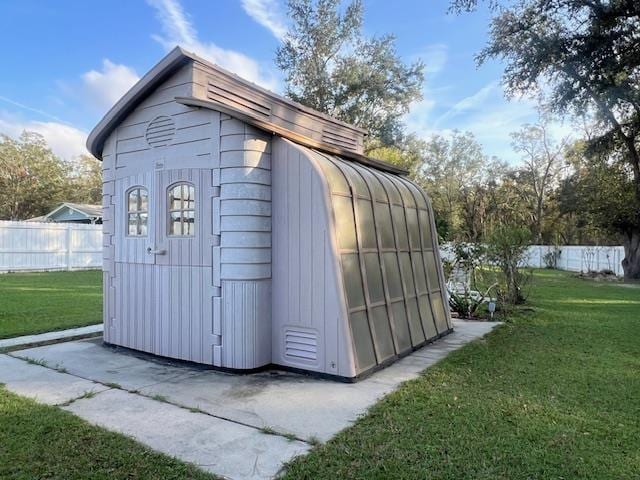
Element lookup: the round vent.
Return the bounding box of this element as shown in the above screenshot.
[146,116,176,148]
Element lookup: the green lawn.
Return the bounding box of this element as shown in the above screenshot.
[284,270,640,479]
[0,270,638,479]
[0,270,102,339]
[0,387,217,480]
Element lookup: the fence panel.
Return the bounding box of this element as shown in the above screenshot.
[441,243,625,277]
[0,221,102,272]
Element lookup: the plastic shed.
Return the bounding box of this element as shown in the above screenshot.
[88,47,452,380]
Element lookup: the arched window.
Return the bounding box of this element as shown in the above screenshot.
[168,182,195,236]
[127,187,148,236]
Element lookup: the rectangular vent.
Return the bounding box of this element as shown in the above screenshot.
[321,128,358,151]
[285,328,318,362]
[207,80,271,119]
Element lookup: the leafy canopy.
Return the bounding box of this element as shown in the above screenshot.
[276,0,425,145]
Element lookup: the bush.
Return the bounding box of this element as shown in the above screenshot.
[485,226,533,305]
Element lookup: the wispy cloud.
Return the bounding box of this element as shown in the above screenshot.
[415,43,448,76]
[147,0,280,91]
[241,0,287,41]
[436,81,498,125]
[82,60,140,112]
[0,110,88,159]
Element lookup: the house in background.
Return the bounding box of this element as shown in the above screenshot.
[27,202,103,224]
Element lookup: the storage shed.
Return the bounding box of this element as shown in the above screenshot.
[87,47,452,380]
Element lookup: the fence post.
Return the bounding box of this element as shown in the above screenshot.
[66,224,72,271]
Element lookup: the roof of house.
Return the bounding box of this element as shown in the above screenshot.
[48,203,102,219]
[86,47,407,175]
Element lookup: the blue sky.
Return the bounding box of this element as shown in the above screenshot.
[0,0,561,162]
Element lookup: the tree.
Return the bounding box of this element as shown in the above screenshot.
[415,131,503,241]
[68,155,103,205]
[0,132,71,220]
[276,0,424,145]
[509,122,567,243]
[454,0,640,279]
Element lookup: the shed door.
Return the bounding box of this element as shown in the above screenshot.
[114,168,215,364]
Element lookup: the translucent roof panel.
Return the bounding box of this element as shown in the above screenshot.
[313,151,451,375]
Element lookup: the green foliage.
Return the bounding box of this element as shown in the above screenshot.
[283,270,640,479]
[0,132,102,220]
[466,0,640,276]
[485,225,532,305]
[0,132,71,220]
[275,0,424,145]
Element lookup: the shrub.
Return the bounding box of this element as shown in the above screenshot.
[485,226,533,305]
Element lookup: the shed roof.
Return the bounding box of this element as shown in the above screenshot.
[86,47,407,175]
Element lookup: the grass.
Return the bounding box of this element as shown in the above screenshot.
[0,270,102,339]
[0,386,218,480]
[283,270,640,479]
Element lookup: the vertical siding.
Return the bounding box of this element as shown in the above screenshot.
[218,115,272,369]
[105,65,220,365]
[271,138,355,378]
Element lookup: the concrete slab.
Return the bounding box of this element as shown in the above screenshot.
[0,324,103,351]
[11,338,202,391]
[63,388,309,480]
[11,320,500,443]
[0,354,108,405]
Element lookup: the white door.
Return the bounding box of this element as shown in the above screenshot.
[113,168,215,364]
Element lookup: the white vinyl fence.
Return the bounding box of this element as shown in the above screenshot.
[441,243,625,277]
[0,221,102,272]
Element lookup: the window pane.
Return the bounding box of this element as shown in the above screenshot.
[185,185,195,209]
[396,182,416,207]
[378,174,401,204]
[390,301,411,352]
[391,205,408,249]
[431,294,449,333]
[170,186,182,210]
[350,311,377,373]
[383,252,403,299]
[406,208,420,249]
[406,297,425,346]
[139,189,148,211]
[374,202,395,249]
[425,252,440,290]
[399,252,415,294]
[318,155,350,194]
[169,211,182,236]
[413,253,428,294]
[419,295,438,339]
[128,214,138,235]
[356,199,376,249]
[341,163,370,198]
[364,253,385,304]
[183,211,195,236]
[333,195,357,250]
[139,213,148,236]
[342,253,365,308]
[418,210,433,248]
[370,306,395,361]
[367,172,389,203]
[128,190,139,212]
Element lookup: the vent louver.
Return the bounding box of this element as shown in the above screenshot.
[146,116,176,148]
[284,328,318,362]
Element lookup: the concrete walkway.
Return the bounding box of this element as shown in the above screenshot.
[0,324,103,351]
[1,319,499,479]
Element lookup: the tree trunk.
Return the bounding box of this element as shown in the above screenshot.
[622,230,640,280]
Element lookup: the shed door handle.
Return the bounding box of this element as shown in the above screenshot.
[147,247,166,255]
